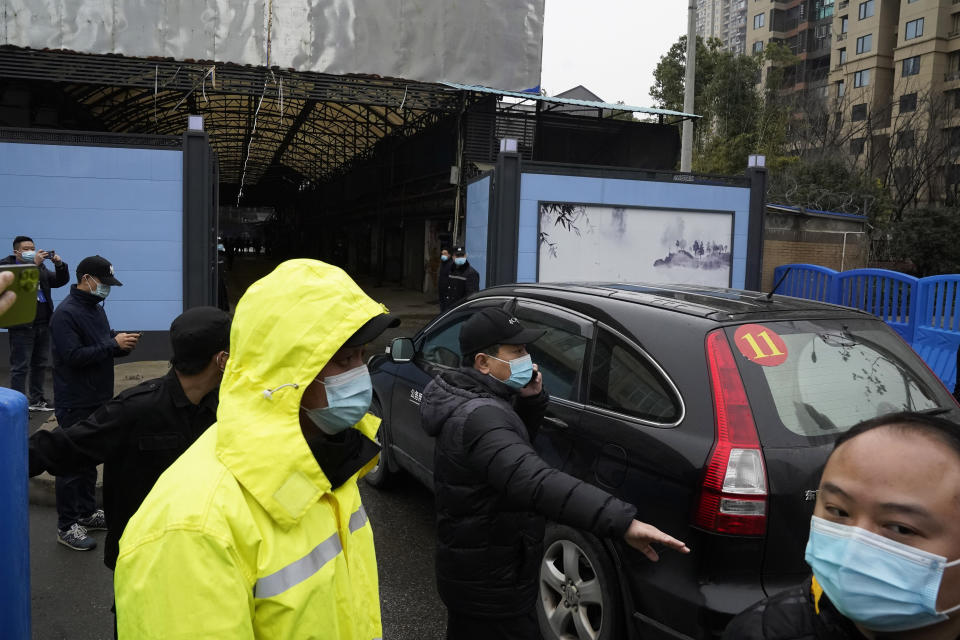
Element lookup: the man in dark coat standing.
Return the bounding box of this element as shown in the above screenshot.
[420,302,689,639]
[1,235,70,411]
[440,246,479,311]
[49,255,140,551]
[436,247,451,309]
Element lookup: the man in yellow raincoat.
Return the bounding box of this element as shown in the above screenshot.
[114,260,398,639]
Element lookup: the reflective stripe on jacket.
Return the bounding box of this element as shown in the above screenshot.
[115,260,386,639]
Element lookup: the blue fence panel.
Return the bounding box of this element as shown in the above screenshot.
[836,269,919,343]
[0,389,30,639]
[772,263,839,302]
[913,275,960,392]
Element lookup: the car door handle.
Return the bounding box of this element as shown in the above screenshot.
[543,416,569,430]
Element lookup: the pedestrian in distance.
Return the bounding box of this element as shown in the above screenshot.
[440,245,479,312]
[1,235,70,411]
[420,301,690,640]
[437,247,452,308]
[115,259,399,639]
[49,255,138,551]
[30,306,230,571]
[723,411,960,640]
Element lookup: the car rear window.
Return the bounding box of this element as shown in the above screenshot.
[727,318,951,446]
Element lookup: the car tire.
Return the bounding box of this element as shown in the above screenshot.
[364,396,397,489]
[537,523,622,640]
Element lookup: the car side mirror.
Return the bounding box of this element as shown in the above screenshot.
[390,337,416,363]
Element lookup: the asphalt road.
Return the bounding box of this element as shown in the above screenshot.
[28,476,446,639]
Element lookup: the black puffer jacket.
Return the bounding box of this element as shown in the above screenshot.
[421,367,637,618]
[722,577,868,640]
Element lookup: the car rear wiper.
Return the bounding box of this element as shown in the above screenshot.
[915,407,953,416]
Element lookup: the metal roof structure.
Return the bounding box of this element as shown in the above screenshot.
[441,82,700,123]
[0,47,467,190]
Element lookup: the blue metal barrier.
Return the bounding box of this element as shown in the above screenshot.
[772,263,838,302]
[836,268,919,343]
[0,388,31,639]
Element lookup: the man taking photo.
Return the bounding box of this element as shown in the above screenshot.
[1,235,69,411]
[49,255,138,551]
[420,302,689,639]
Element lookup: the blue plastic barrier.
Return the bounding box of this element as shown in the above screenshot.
[774,264,960,390]
[836,269,919,343]
[0,388,31,640]
[913,275,960,392]
[772,263,838,302]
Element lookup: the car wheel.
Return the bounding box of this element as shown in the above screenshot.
[537,524,622,640]
[364,396,396,489]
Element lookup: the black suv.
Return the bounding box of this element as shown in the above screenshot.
[366,283,958,639]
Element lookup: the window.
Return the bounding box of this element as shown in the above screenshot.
[839,48,847,64]
[588,329,680,423]
[852,103,867,120]
[854,69,870,87]
[753,40,764,54]
[850,138,866,155]
[949,127,960,148]
[906,18,924,40]
[841,16,849,33]
[754,12,765,29]
[951,90,960,110]
[837,79,846,97]
[902,55,920,76]
[418,300,503,368]
[815,0,835,21]
[900,92,917,112]
[897,130,915,150]
[515,306,590,402]
[856,34,872,54]
[858,0,874,20]
[952,12,960,34]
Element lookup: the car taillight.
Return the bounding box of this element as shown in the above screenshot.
[694,330,768,536]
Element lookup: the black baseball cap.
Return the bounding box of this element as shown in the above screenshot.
[453,246,466,256]
[170,306,232,365]
[459,306,545,357]
[76,255,123,286]
[344,313,401,347]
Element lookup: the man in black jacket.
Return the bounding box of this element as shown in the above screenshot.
[440,246,479,311]
[31,306,230,570]
[420,303,689,639]
[1,235,70,411]
[723,412,960,640]
[49,255,140,551]
[436,247,451,308]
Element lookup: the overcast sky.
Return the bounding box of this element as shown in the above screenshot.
[540,0,689,107]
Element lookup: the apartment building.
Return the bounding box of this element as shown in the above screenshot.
[698,0,749,55]
[746,0,836,97]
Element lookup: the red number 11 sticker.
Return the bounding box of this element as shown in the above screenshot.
[734,324,789,367]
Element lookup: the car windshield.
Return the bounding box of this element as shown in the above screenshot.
[727,318,949,445]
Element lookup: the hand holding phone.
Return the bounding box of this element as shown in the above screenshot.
[0,264,39,328]
[114,332,140,350]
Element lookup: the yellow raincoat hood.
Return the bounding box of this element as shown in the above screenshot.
[216,259,387,529]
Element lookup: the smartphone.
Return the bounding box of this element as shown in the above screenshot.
[45,250,55,260]
[0,264,39,328]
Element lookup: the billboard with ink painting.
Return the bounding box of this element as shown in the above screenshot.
[538,203,733,287]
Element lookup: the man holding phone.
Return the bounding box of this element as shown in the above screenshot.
[1,235,69,411]
[420,302,689,639]
[49,255,138,551]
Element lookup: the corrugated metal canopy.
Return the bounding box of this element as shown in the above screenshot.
[441,82,699,120]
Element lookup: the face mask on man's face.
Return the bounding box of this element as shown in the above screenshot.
[454,257,466,266]
[19,249,36,263]
[85,276,110,300]
[440,254,449,262]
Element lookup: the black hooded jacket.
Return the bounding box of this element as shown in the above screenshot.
[440,261,479,311]
[420,367,637,618]
[722,577,868,640]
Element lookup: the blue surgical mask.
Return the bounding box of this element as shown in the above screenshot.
[454,257,466,266]
[19,250,36,263]
[302,365,373,435]
[805,516,960,632]
[85,276,110,300]
[440,254,449,262]
[488,354,534,390]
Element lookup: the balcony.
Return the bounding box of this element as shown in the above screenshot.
[839,0,849,8]
[836,32,847,41]
[946,70,960,82]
